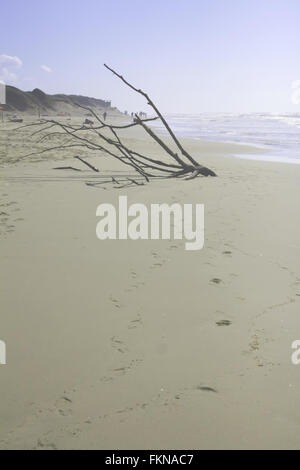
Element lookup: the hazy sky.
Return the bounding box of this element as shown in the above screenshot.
[1,0,300,113]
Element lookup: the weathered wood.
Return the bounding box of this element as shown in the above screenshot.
[74,156,99,172]
[53,166,82,171]
[20,65,217,185]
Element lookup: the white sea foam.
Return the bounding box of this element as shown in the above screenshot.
[151,113,300,164]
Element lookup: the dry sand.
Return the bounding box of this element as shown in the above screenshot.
[0,119,300,449]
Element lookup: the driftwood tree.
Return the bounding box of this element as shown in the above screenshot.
[22,65,216,187]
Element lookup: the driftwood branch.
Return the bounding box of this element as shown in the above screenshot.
[104,64,200,167]
[21,65,216,186]
[74,156,99,172]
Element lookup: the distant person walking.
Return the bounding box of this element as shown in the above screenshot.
[103,111,107,121]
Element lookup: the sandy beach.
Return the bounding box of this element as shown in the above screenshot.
[0,119,300,450]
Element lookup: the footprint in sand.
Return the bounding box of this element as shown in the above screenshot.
[210,277,222,285]
[150,252,167,269]
[55,396,73,417]
[109,295,121,308]
[113,366,130,374]
[113,358,142,376]
[35,439,58,450]
[0,197,22,237]
[126,279,144,291]
[111,336,128,354]
[216,320,232,327]
[128,314,143,329]
[196,386,218,393]
[249,335,259,352]
[152,262,163,268]
[99,375,114,383]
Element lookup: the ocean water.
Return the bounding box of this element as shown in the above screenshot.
[151,113,300,164]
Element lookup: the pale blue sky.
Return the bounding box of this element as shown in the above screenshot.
[1,0,300,113]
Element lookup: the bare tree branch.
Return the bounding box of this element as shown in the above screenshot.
[74,156,99,172]
[104,63,200,167]
[20,65,216,185]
